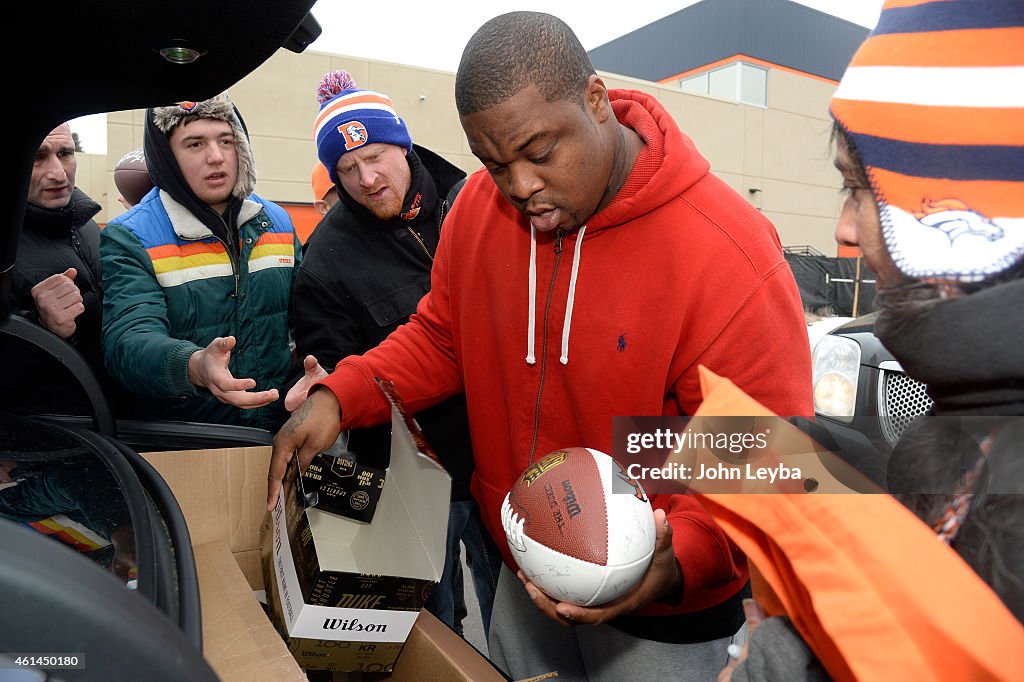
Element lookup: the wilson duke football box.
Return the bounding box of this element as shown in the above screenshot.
[262,380,451,672]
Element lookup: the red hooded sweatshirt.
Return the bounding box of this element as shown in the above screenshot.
[319,89,813,640]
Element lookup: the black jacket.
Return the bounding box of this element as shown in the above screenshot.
[3,188,117,415]
[292,145,474,499]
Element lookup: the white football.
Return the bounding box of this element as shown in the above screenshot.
[501,447,657,606]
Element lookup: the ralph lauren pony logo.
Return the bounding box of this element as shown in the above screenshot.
[617,333,627,353]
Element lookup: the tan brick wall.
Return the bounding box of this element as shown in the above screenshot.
[80,48,843,254]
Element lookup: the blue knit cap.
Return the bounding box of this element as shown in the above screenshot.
[313,70,413,183]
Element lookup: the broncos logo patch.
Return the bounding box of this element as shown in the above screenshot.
[914,198,1004,245]
[340,121,369,150]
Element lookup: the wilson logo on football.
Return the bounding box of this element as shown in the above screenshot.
[340,121,369,150]
[521,451,568,487]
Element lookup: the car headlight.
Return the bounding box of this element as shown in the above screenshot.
[812,334,861,420]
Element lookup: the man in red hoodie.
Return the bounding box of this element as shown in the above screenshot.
[271,11,812,679]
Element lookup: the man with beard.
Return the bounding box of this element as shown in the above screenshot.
[100,93,300,430]
[286,70,501,639]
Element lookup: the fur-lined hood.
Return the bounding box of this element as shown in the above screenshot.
[150,94,256,200]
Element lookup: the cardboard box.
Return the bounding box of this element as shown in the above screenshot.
[142,424,506,679]
[143,446,307,682]
[386,609,510,682]
[262,381,452,672]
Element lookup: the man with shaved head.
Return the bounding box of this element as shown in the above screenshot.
[271,12,813,679]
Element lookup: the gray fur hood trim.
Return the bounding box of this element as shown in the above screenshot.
[151,94,256,200]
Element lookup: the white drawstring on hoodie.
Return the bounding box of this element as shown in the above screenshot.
[525,224,587,366]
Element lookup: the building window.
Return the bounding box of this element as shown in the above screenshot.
[678,62,767,107]
[739,63,767,106]
[708,64,739,100]
[679,71,708,96]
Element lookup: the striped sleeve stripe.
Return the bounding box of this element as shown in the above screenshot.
[254,231,296,245]
[147,240,226,260]
[151,251,231,275]
[250,242,295,261]
[249,253,296,273]
[869,166,1024,217]
[30,516,108,551]
[849,132,1024,182]
[872,0,1024,35]
[849,28,1024,68]
[156,263,235,288]
[833,66,1024,107]
[830,101,1024,146]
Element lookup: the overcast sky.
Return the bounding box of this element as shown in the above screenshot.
[70,0,884,154]
[308,0,884,73]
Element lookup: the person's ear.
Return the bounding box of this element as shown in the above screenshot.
[585,75,611,122]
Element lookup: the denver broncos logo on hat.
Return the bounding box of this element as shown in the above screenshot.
[176,101,198,112]
[340,121,368,150]
[914,198,1004,246]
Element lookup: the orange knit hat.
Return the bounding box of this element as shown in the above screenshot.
[830,0,1024,283]
[311,161,333,202]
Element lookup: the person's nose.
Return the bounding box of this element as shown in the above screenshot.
[207,143,225,165]
[835,197,860,248]
[42,154,67,182]
[507,163,542,203]
[357,165,377,189]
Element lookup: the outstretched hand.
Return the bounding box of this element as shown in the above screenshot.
[285,354,329,412]
[188,336,279,408]
[517,508,683,626]
[30,267,84,339]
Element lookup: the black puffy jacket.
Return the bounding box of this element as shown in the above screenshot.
[292,145,474,499]
[4,188,117,415]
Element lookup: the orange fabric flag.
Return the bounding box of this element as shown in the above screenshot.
[693,365,1024,682]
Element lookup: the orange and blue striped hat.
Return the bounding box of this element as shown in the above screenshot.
[830,0,1024,283]
[313,70,412,184]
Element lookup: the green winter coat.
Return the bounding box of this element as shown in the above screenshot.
[100,189,300,430]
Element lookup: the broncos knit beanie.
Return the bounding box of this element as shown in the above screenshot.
[313,69,413,183]
[830,0,1024,283]
[150,93,256,200]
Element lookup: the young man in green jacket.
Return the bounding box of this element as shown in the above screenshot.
[100,94,301,430]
